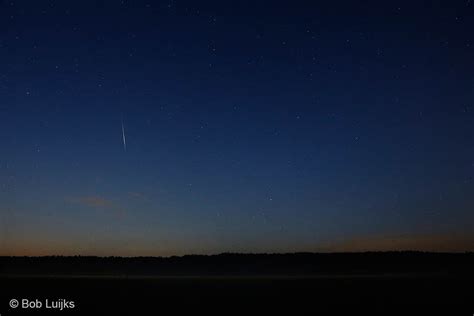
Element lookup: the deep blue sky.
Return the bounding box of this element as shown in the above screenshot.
[1,0,473,255]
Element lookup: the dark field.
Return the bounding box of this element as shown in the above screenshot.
[1,253,474,315]
[2,275,474,315]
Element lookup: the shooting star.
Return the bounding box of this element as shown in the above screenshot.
[121,118,127,151]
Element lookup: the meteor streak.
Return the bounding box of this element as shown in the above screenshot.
[121,118,127,151]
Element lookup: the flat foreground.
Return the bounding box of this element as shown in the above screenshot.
[1,274,473,315]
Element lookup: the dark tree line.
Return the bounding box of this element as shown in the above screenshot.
[1,252,473,276]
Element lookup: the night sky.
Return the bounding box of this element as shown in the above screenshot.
[1,0,473,256]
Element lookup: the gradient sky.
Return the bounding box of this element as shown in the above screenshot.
[1,0,473,256]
